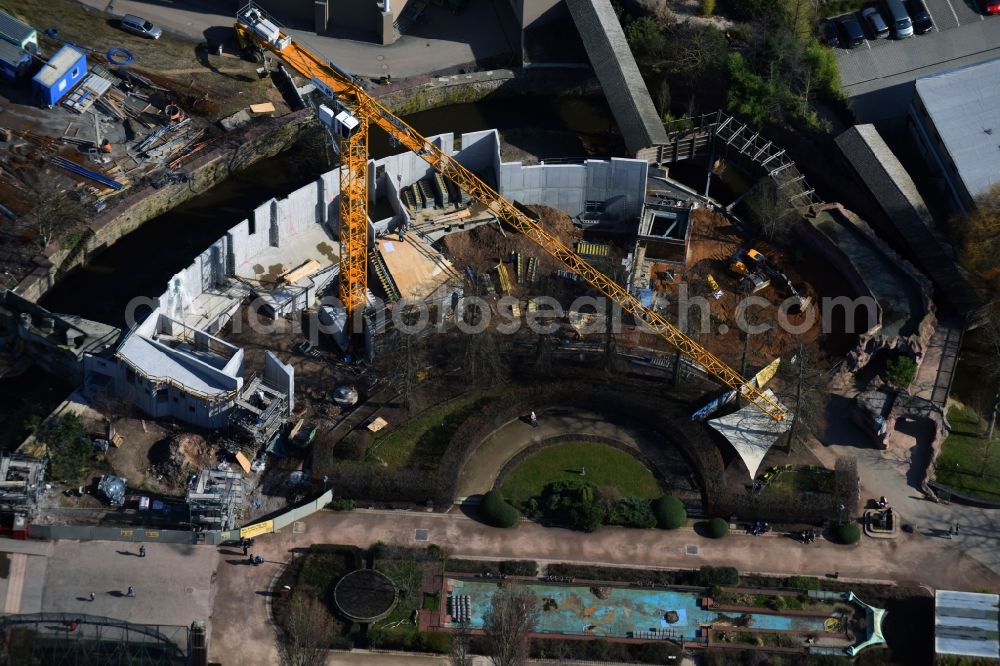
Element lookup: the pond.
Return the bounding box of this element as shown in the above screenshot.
[446,579,832,641]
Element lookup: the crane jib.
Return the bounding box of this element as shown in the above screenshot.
[233,13,788,421]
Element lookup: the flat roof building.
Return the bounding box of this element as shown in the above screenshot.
[935,590,1000,661]
[0,10,37,51]
[910,58,1000,215]
[32,45,86,106]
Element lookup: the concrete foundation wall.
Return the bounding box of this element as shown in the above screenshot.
[264,351,295,415]
[499,157,646,220]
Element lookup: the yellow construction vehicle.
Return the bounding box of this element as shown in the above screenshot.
[232,4,787,421]
[728,247,766,278]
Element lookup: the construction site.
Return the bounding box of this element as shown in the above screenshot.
[0,1,971,560]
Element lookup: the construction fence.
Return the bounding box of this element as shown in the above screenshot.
[28,490,333,545]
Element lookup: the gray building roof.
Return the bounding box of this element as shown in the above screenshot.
[0,39,25,68]
[117,332,238,398]
[835,124,982,316]
[935,590,1000,659]
[0,10,35,49]
[914,58,1000,202]
[565,0,667,155]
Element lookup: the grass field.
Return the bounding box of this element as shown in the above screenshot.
[369,389,502,471]
[759,469,835,500]
[935,405,1000,501]
[501,442,662,506]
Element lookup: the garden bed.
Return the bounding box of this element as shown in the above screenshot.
[934,405,1000,501]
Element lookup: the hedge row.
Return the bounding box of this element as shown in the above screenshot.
[545,563,739,588]
[444,558,539,577]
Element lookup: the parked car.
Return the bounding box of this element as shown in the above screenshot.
[905,0,934,32]
[822,21,841,47]
[862,6,890,38]
[883,0,914,37]
[839,15,866,48]
[120,14,162,39]
[980,0,1000,14]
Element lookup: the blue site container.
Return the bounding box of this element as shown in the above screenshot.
[32,45,86,106]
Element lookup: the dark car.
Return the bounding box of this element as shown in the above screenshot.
[839,14,866,48]
[906,0,934,32]
[822,21,841,47]
[862,6,890,38]
[980,0,1000,14]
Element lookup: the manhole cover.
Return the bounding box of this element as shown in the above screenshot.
[293,521,306,534]
[415,529,428,541]
[376,54,385,61]
[382,64,389,70]
[685,544,699,556]
[186,587,195,595]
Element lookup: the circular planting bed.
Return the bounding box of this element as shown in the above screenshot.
[333,569,398,622]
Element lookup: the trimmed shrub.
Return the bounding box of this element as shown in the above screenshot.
[786,575,821,591]
[885,356,917,388]
[832,522,861,545]
[697,566,740,586]
[652,496,687,530]
[606,496,657,529]
[706,518,729,539]
[482,490,520,528]
[327,499,356,511]
[420,631,453,653]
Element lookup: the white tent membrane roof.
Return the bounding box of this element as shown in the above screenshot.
[707,389,792,478]
[935,590,1000,659]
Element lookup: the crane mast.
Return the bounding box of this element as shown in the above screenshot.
[234,6,788,421]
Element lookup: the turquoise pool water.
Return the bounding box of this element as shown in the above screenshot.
[446,579,830,640]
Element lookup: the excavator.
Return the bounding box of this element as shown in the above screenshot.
[232,4,788,422]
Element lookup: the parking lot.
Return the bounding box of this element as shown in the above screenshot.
[831,1,1000,120]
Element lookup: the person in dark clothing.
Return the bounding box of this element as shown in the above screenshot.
[139,545,146,558]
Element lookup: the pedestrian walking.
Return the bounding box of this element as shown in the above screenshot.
[242,540,249,556]
[948,525,954,539]
[138,545,146,558]
[89,592,95,602]
[529,411,537,427]
[126,586,135,598]
[955,523,960,535]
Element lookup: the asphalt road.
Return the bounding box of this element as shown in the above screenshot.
[833,2,1000,122]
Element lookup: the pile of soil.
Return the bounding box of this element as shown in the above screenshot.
[150,433,215,487]
[441,204,583,279]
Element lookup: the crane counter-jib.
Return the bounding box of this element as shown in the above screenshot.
[233,13,788,421]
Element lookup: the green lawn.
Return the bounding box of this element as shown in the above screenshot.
[370,388,506,471]
[759,470,834,500]
[935,406,1000,501]
[501,442,662,506]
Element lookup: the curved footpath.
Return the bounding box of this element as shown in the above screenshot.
[208,507,1000,666]
[454,409,657,498]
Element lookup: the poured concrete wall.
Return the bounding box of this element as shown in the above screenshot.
[499,157,646,220]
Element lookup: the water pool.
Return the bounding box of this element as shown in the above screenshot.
[446,579,830,640]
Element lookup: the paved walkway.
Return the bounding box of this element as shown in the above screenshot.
[80,0,521,78]
[808,392,1000,577]
[208,507,1000,664]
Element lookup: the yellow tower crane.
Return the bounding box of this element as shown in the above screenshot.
[233,5,788,421]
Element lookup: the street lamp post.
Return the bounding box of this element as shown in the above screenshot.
[837,503,846,525]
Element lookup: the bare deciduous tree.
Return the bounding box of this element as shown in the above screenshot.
[781,340,828,454]
[277,593,335,666]
[450,622,474,666]
[746,179,796,243]
[483,584,540,666]
[19,178,84,249]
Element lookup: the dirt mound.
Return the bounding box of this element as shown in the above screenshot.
[150,433,215,487]
[441,204,582,276]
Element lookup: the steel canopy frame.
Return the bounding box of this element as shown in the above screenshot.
[233,7,788,421]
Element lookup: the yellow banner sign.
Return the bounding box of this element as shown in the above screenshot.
[240,520,274,539]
